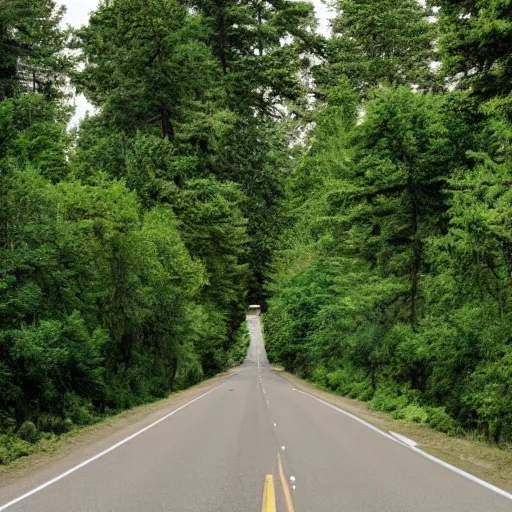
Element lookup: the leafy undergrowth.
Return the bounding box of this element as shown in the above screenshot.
[0,411,102,465]
[0,322,250,466]
[227,322,250,367]
[308,367,463,437]
[0,393,186,465]
[0,431,61,465]
[0,401,173,465]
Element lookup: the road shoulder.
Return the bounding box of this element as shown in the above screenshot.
[0,370,236,493]
[275,369,512,493]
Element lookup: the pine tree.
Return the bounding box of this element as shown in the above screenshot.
[310,88,451,329]
[316,0,435,99]
[438,0,512,101]
[0,0,70,100]
[191,0,318,116]
[74,0,222,140]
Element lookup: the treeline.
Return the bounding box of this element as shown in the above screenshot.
[0,0,318,460]
[266,0,512,444]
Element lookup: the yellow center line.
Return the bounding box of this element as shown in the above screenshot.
[278,453,295,512]
[262,474,277,512]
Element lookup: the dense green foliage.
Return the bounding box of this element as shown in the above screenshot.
[315,0,435,100]
[438,0,512,101]
[266,0,512,445]
[3,0,512,462]
[0,0,313,460]
[0,0,70,101]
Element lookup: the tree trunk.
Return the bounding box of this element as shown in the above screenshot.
[410,192,420,330]
[257,5,264,56]
[161,104,174,140]
[169,356,178,392]
[219,16,228,74]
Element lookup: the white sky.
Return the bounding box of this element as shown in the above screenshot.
[61,0,99,27]
[60,0,100,127]
[59,0,333,127]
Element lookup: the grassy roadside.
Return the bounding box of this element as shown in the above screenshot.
[275,368,512,493]
[0,369,236,484]
[0,324,249,468]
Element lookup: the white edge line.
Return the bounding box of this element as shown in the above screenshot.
[296,390,400,444]
[297,389,512,501]
[411,446,512,501]
[0,384,222,511]
[389,431,417,447]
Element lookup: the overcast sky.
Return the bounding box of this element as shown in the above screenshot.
[60,0,332,33]
[60,0,333,126]
[61,0,98,28]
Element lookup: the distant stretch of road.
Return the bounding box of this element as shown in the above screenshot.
[0,313,511,511]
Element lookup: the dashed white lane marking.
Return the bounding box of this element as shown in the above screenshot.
[296,389,512,502]
[0,384,224,511]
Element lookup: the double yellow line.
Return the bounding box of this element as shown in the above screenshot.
[261,455,295,512]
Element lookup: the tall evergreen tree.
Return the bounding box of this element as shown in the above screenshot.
[316,0,435,99]
[74,0,222,141]
[191,0,318,116]
[343,89,451,326]
[438,0,512,101]
[0,0,69,100]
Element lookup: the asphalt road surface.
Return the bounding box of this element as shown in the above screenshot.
[0,313,511,511]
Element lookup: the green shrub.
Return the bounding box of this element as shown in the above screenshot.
[323,368,373,400]
[51,417,70,435]
[393,404,428,423]
[37,414,75,433]
[370,386,409,412]
[174,342,204,390]
[326,370,347,392]
[355,383,374,402]
[63,418,74,432]
[346,386,359,399]
[344,380,369,400]
[227,323,250,367]
[426,406,457,434]
[37,414,56,433]
[39,431,56,441]
[311,367,328,387]
[64,395,96,426]
[17,421,39,444]
[0,435,34,464]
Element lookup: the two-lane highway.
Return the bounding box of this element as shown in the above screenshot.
[0,313,511,511]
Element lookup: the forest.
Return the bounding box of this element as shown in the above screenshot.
[1,0,512,462]
[265,0,512,444]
